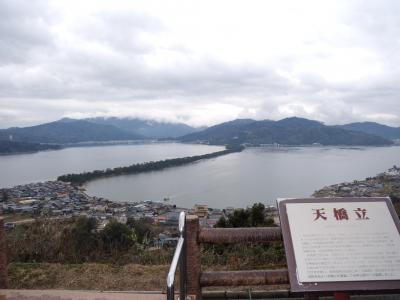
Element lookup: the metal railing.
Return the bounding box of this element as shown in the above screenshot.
[167,211,187,300]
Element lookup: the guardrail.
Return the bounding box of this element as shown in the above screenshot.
[167,211,187,300]
[167,214,287,300]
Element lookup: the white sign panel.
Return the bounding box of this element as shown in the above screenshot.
[286,201,400,283]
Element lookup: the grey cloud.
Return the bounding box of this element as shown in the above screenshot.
[76,10,164,55]
[0,0,400,128]
[0,45,292,103]
[0,0,55,64]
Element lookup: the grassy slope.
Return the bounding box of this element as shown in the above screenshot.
[8,263,169,291]
[8,262,288,291]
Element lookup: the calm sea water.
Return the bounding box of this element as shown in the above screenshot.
[86,145,400,208]
[0,143,223,187]
[1,144,399,209]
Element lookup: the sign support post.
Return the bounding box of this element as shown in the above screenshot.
[333,292,350,300]
[304,293,319,300]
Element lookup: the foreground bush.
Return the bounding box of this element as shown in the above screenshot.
[7,204,286,269]
[6,216,163,264]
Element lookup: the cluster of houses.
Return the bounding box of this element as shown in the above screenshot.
[0,178,284,253]
[0,181,187,226]
[385,165,400,176]
[0,180,285,248]
[1,181,92,216]
[313,165,400,198]
[0,181,264,231]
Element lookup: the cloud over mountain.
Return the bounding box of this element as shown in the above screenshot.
[1,0,400,128]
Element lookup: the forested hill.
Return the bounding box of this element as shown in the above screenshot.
[0,140,61,154]
[0,118,143,144]
[336,122,400,140]
[180,117,393,146]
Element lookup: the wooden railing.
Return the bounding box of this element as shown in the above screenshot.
[184,215,288,300]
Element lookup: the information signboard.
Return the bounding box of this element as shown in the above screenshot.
[278,197,400,293]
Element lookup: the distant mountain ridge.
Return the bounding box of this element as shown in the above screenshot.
[0,116,398,148]
[336,122,400,140]
[0,140,61,154]
[85,117,200,138]
[0,118,142,144]
[180,117,393,146]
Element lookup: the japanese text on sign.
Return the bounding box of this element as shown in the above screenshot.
[285,201,400,283]
[312,207,369,221]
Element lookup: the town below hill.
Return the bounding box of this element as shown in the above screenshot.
[1,166,399,231]
[0,140,61,154]
[1,180,195,229]
[0,116,399,154]
[314,165,400,214]
[1,180,275,231]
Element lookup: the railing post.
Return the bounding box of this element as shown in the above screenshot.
[186,215,201,300]
[167,285,174,300]
[334,292,350,300]
[179,215,187,299]
[0,218,7,289]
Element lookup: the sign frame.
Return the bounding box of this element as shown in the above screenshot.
[278,197,400,293]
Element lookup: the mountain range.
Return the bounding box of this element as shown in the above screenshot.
[180,117,395,146]
[0,117,200,144]
[0,118,142,144]
[0,117,398,153]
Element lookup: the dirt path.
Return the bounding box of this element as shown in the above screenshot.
[1,290,165,300]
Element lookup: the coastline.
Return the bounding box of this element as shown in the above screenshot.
[1,165,399,227]
[57,145,244,184]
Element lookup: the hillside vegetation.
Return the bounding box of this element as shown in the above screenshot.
[6,203,285,290]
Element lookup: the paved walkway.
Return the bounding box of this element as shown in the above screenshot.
[0,290,165,300]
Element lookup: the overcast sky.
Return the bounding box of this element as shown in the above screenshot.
[1,0,400,128]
